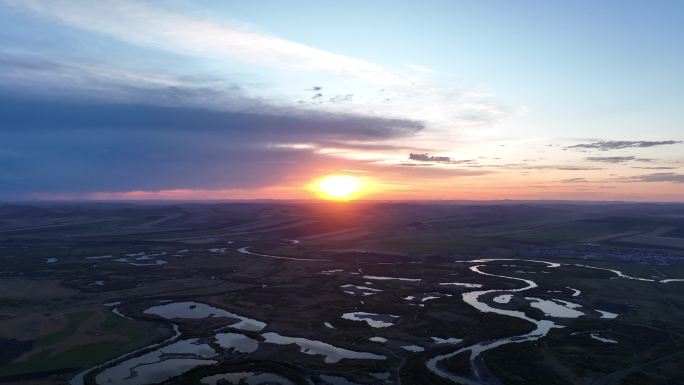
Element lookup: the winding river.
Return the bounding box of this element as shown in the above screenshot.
[70,324,181,385]
[237,246,329,262]
[71,246,683,385]
[426,262,559,385]
[425,258,683,384]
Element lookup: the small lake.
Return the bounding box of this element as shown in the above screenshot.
[590,333,618,344]
[363,275,421,282]
[320,269,344,275]
[201,372,295,385]
[215,332,259,353]
[400,344,425,352]
[115,257,167,266]
[432,337,462,345]
[143,301,266,331]
[439,282,482,288]
[341,312,399,328]
[596,310,618,319]
[404,292,452,303]
[262,332,386,363]
[370,372,391,381]
[85,255,113,260]
[340,284,382,296]
[95,339,217,385]
[661,278,684,283]
[525,297,585,318]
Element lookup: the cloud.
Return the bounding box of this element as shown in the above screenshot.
[528,185,565,189]
[316,142,432,152]
[561,178,589,183]
[0,1,520,199]
[0,92,423,198]
[381,165,489,178]
[586,156,636,163]
[2,1,515,134]
[1,93,422,141]
[7,0,413,86]
[328,94,354,103]
[407,64,434,74]
[408,153,473,164]
[410,153,451,162]
[585,156,656,163]
[0,51,245,109]
[631,166,678,170]
[505,165,603,171]
[532,166,603,171]
[618,173,684,184]
[566,140,682,151]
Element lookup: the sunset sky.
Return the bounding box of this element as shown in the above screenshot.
[1,0,683,201]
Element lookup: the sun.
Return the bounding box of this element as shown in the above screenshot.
[314,175,362,201]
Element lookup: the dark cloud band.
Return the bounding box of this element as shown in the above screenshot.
[566,140,681,151]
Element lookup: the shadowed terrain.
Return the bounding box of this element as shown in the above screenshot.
[0,202,683,385]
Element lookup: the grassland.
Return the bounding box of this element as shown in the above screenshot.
[0,202,683,384]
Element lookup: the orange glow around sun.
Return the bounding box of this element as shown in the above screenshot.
[311,175,363,201]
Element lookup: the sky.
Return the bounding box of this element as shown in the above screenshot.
[1,0,683,201]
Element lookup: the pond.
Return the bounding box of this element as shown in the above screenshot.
[341,312,399,328]
[525,297,585,318]
[340,284,382,296]
[262,332,386,363]
[363,275,421,282]
[215,332,259,353]
[201,372,295,385]
[95,339,217,385]
[143,301,266,331]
